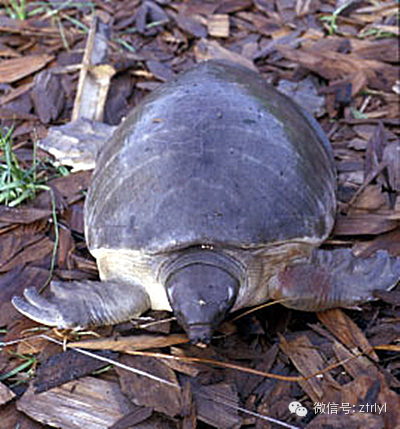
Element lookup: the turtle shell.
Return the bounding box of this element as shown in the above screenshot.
[85,60,336,255]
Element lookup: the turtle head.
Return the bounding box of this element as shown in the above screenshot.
[165,257,240,345]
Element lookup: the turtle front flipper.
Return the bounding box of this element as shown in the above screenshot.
[269,248,400,311]
[12,280,151,329]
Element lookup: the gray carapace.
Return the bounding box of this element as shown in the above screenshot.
[12,60,400,344]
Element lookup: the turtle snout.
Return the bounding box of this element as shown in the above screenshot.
[165,263,239,345]
[187,324,213,346]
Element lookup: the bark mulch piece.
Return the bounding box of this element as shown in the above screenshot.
[0,1,399,428]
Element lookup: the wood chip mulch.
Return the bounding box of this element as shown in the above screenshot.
[0,1,399,428]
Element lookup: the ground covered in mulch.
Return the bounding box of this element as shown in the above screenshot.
[0,1,399,428]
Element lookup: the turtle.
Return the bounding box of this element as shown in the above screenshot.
[12,60,400,344]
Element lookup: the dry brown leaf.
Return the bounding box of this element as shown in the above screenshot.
[353,227,400,258]
[0,81,35,106]
[333,211,399,236]
[317,309,378,362]
[69,333,189,352]
[332,341,379,380]
[195,38,257,71]
[0,382,15,405]
[0,236,53,273]
[17,377,135,429]
[116,354,181,417]
[279,333,341,404]
[214,0,253,14]
[277,45,398,94]
[0,55,54,84]
[351,38,399,63]
[0,16,59,36]
[146,59,175,82]
[175,12,207,38]
[0,206,51,225]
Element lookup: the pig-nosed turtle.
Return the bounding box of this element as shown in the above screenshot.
[12,60,400,344]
